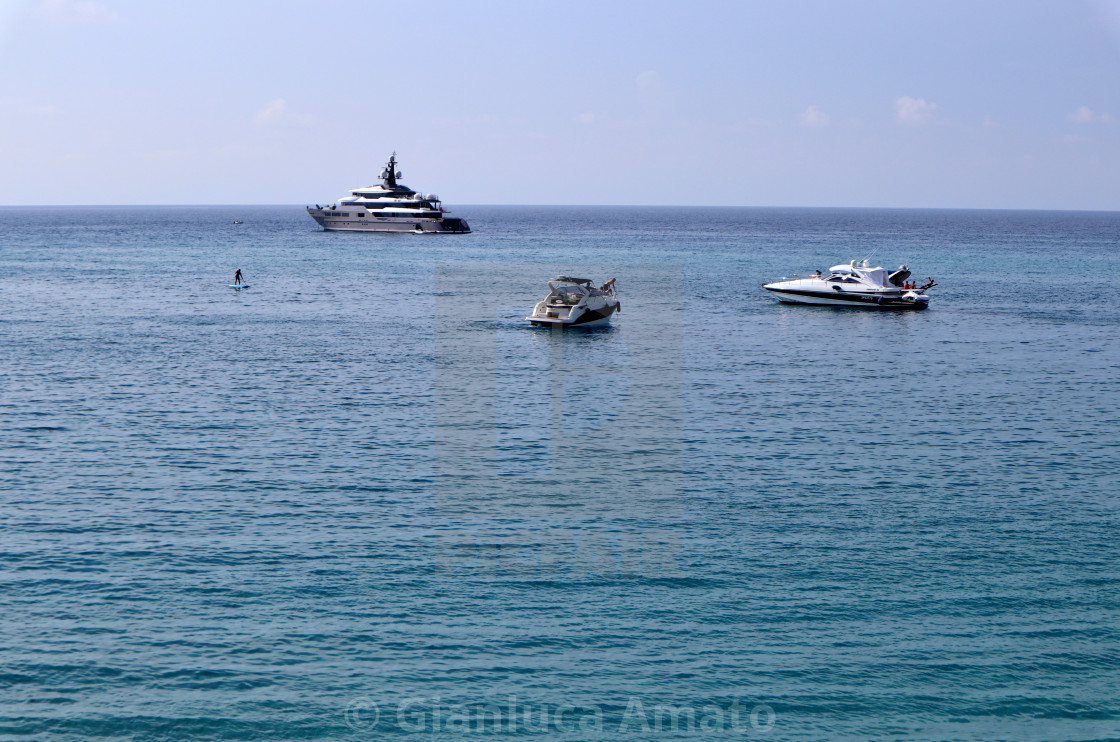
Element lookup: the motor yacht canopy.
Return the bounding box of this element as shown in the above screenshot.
[828,263,889,287]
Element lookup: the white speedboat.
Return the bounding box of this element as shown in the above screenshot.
[306,153,470,234]
[527,276,620,327]
[762,260,934,309]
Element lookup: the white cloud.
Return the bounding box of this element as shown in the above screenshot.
[1067,106,1114,124]
[636,69,668,114]
[800,105,830,128]
[144,149,197,162]
[636,70,661,92]
[0,98,60,117]
[253,97,319,128]
[33,0,115,22]
[895,96,938,125]
[575,111,595,124]
[254,98,287,125]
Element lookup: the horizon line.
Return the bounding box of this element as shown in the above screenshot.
[1,203,1118,214]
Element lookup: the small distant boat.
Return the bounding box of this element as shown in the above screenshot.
[527,276,619,327]
[762,260,934,309]
[233,219,243,224]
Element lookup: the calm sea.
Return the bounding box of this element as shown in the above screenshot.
[2,205,1119,740]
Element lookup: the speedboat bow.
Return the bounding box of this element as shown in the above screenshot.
[527,276,620,327]
[762,260,934,309]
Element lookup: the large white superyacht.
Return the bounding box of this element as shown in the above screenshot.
[306,153,470,234]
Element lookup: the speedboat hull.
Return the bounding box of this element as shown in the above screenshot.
[764,286,929,309]
[527,304,618,327]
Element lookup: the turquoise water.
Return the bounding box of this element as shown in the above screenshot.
[1,206,1119,740]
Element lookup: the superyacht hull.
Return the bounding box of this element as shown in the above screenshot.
[307,210,470,234]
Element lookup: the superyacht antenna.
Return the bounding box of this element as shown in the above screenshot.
[384,152,399,187]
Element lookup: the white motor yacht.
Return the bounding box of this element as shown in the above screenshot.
[527,277,620,327]
[306,153,470,234]
[762,260,934,309]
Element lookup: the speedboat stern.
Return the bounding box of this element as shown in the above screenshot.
[527,276,620,327]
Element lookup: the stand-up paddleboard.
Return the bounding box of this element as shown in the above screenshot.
[229,284,250,289]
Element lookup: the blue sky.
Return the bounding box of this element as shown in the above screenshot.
[2,0,1119,209]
